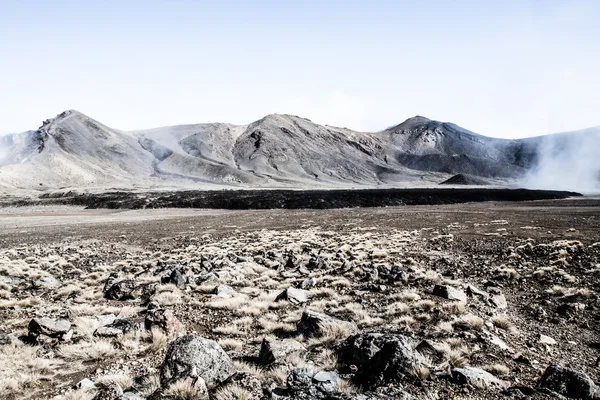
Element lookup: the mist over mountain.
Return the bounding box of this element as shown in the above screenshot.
[0,110,597,192]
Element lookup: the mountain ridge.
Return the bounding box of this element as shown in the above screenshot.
[0,110,598,191]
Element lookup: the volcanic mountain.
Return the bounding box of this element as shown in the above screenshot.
[0,110,597,191]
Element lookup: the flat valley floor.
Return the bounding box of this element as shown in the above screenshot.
[0,199,599,399]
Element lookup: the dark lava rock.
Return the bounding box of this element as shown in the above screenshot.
[162,269,186,289]
[537,364,598,399]
[336,333,427,388]
[160,335,235,388]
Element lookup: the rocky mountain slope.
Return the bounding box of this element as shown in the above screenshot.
[0,110,598,191]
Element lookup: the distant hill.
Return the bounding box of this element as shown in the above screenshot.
[0,110,598,191]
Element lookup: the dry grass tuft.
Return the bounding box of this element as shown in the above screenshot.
[483,364,510,376]
[214,384,251,400]
[58,340,117,361]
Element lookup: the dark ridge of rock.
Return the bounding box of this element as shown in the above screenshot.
[29,188,582,210]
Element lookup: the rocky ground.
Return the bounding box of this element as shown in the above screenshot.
[0,199,599,400]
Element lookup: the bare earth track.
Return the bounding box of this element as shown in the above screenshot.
[0,198,599,399]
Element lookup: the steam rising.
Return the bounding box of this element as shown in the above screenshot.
[521,128,600,194]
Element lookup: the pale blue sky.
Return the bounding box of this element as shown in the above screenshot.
[1,0,599,138]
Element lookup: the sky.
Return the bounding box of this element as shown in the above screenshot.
[0,0,599,138]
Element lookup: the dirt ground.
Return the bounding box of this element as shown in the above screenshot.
[0,198,599,399]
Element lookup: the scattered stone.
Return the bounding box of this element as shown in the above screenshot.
[432,284,467,303]
[259,337,307,365]
[336,333,428,388]
[466,285,489,300]
[490,293,508,309]
[160,335,235,388]
[34,275,60,289]
[451,367,510,390]
[276,287,311,304]
[75,378,95,389]
[145,307,184,339]
[223,372,262,400]
[300,277,316,290]
[163,269,186,289]
[296,310,357,338]
[537,364,598,399]
[28,318,71,340]
[94,318,140,337]
[539,334,557,346]
[213,284,236,299]
[284,367,339,399]
[104,279,138,300]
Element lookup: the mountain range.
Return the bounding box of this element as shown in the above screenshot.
[0,110,598,192]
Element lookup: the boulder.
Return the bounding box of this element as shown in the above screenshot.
[94,319,141,337]
[276,287,311,304]
[260,337,307,365]
[537,364,598,399]
[285,368,339,399]
[490,293,507,309]
[213,284,236,299]
[104,279,137,300]
[432,284,467,303]
[163,269,186,289]
[336,333,428,388]
[300,277,316,290]
[28,318,71,339]
[451,367,510,390]
[539,334,557,346]
[34,275,60,289]
[160,335,235,388]
[296,310,357,338]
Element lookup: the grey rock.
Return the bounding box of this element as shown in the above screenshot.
[260,337,307,365]
[276,287,311,304]
[336,333,428,388]
[167,269,186,289]
[28,318,71,339]
[34,275,60,289]
[466,284,489,300]
[287,367,315,391]
[213,284,236,299]
[104,279,137,300]
[160,335,235,388]
[490,293,507,309]
[432,284,467,303]
[451,367,510,391]
[300,277,316,290]
[539,334,556,346]
[537,364,598,399]
[94,319,141,337]
[312,371,339,394]
[75,378,95,389]
[296,310,357,339]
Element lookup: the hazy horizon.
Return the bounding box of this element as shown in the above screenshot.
[1,0,599,139]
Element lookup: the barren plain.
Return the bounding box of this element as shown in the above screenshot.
[0,198,599,399]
